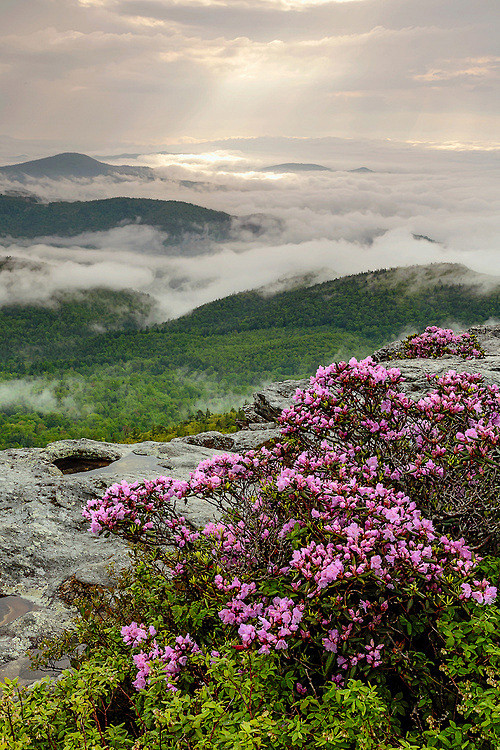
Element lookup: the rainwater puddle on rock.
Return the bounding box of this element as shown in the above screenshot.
[77,453,169,478]
[0,598,70,688]
[0,596,40,627]
[52,455,117,474]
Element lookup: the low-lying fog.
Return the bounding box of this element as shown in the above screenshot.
[0,138,498,321]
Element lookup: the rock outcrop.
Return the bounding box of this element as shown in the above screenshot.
[372,324,500,397]
[1,327,500,684]
[0,381,305,683]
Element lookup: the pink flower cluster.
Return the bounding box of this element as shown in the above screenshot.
[130,633,200,691]
[280,356,410,447]
[460,580,497,605]
[417,370,500,467]
[86,337,499,693]
[111,447,494,690]
[397,326,484,360]
[121,622,157,647]
[82,476,188,535]
[219,591,304,654]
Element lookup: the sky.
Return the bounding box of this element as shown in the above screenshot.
[0,0,498,324]
[0,0,498,153]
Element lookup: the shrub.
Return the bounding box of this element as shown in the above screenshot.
[280,358,500,550]
[391,326,485,360]
[2,333,500,749]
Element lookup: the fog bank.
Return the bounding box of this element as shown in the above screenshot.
[0,141,498,320]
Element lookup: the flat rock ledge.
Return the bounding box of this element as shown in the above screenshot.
[0,380,305,684]
[2,325,500,684]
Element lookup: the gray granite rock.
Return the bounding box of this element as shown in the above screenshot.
[0,654,71,688]
[0,437,244,597]
[231,428,281,452]
[242,379,307,423]
[0,437,242,680]
[373,325,500,398]
[179,431,236,450]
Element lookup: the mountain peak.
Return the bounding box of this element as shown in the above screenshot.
[0,152,153,180]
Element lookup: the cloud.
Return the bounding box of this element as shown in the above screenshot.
[414,56,500,84]
[0,140,498,320]
[0,0,498,145]
[0,379,77,414]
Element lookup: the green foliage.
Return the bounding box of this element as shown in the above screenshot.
[0,325,372,448]
[158,273,500,341]
[0,287,154,362]
[0,555,402,749]
[1,267,498,450]
[3,555,500,748]
[0,649,398,749]
[0,406,244,450]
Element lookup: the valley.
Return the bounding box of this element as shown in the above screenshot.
[0,262,498,449]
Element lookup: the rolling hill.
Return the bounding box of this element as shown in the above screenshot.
[156,263,500,338]
[0,194,232,240]
[260,162,333,173]
[0,262,499,448]
[259,163,376,174]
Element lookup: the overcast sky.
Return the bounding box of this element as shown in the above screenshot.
[0,0,498,156]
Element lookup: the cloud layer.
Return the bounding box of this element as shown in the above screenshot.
[0,140,498,320]
[0,0,498,148]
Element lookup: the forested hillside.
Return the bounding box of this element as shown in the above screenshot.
[0,287,153,361]
[0,264,498,449]
[161,265,500,340]
[0,194,232,239]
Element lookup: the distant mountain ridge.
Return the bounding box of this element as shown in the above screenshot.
[0,153,378,182]
[0,193,232,240]
[260,163,333,173]
[260,163,375,174]
[0,152,154,180]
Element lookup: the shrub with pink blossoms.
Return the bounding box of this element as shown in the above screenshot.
[82,356,500,727]
[280,357,500,549]
[392,325,485,360]
[83,475,190,538]
[130,633,201,692]
[90,463,495,704]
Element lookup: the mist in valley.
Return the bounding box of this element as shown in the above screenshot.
[0,139,499,321]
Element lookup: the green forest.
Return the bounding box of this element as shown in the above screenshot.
[0,194,231,240]
[0,267,499,450]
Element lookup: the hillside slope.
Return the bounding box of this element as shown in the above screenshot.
[0,262,499,448]
[161,262,500,339]
[0,194,232,239]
